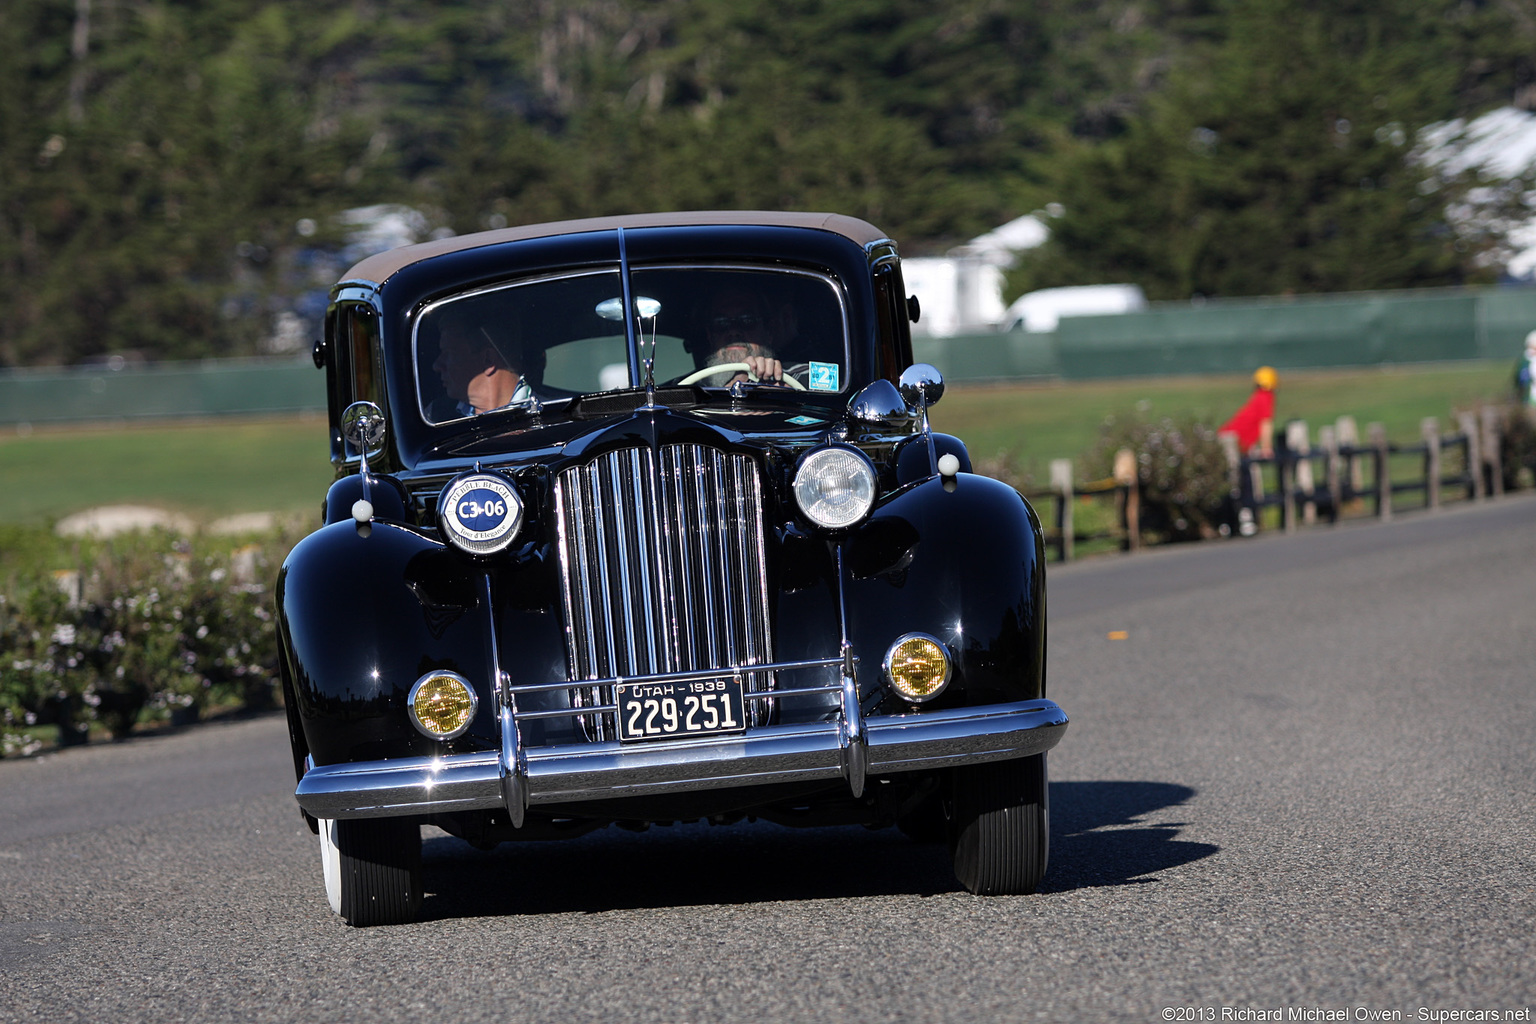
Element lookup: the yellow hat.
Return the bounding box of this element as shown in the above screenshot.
[1253,366,1278,390]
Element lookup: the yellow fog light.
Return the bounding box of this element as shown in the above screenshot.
[883,633,951,703]
[407,671,479,740]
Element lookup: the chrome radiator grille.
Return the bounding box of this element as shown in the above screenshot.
[553,444,775,736]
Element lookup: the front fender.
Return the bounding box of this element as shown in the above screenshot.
[277,521,495,765]
[842,473,1045,710]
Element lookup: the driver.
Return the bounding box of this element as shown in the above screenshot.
[701,287,784,384]
[431,308,532,416]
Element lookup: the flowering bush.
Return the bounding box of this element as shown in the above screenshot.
[1085,410,1232,542]
[1,527,296,753]
[0,581,77,755]
[971,449,1034,493]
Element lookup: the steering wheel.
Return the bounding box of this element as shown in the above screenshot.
[677,362,807,390]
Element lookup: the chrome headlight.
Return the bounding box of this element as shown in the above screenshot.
[407,671,479,739]
[883,633,952,703]
[792,446,877,530]
[438,472,523,556]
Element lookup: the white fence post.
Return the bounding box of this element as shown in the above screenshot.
[1457,411,1483,500]
[1370,421,1392,521]
[1422,417,1441,512]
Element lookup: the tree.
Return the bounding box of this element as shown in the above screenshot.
[1006,0,1513,301]
[0,0,382,366]
[4,0,1534,365]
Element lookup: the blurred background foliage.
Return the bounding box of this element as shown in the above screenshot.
[3,0,1535,368]
[0,525,296,755]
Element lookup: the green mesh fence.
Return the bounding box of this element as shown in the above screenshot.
[5,286,1536,422]
[0,358,325,425]
[915,285,1536,383]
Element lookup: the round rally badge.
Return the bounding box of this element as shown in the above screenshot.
[438,473,524,555]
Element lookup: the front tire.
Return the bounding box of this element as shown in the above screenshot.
[949,753,1049,895]
[319,817,423,926]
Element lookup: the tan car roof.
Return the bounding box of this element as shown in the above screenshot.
[342,210,891,285]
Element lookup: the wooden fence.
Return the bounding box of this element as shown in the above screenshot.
[1028,407,1513,564]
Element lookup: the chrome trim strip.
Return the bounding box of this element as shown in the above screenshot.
[838,666,867,799]
[653,448,681,670]
[493,684,845,723]
[748,684,841,699]
[484,575,527,828]
[696,451,721,665]
[609,453,640,674]
[518,704,618,720]
[508,657,840,695]
[616,226,641,387]
[295,699,1068,819]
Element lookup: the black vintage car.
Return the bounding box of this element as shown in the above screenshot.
[278,211,1067,925]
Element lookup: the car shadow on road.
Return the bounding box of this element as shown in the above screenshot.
[416,779,1214,919]
[1043,780,1218,893]
[419,817,958,919]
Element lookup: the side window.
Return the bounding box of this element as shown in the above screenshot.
[327,303,383,463]
[344,306,383,408]
[872,262,913,383]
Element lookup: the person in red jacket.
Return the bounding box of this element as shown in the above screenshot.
[1220,367,1278,536]
[1220,366,1278,457]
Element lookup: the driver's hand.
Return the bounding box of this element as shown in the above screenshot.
[738,354,784,384]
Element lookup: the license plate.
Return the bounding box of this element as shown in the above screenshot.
[616,678,746,742]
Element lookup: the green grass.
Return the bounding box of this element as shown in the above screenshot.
[0,361,1516,525]
[0,413,333,526]
[931,360,1514,481]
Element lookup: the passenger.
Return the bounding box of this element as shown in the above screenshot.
[431,308,532,417]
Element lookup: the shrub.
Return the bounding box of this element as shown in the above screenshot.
[971,449,1035,493]
[0,580,78,754]
[1498,405,1536,491]
[0,526,295,753]
[1084,410,1231,542]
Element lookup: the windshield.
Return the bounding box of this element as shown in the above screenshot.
[413,265,848,424]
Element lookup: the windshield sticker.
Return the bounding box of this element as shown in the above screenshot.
[786,415,824,426]
[808,362,840,391]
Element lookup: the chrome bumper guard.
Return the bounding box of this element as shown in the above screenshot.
[295,696,1068,821]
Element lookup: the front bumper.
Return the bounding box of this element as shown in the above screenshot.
[295,698,1068,820]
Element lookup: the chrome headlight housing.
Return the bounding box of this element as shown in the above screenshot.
[438,472,523,556]
[792,446,877,530]
[407,671,479,740]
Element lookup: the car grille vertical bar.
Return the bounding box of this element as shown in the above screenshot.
[554,445,774,738]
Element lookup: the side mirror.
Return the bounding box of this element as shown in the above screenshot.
[898,365,945,478]
[898,364,945,411]
[340,401,386,533]
[340,401,387,462]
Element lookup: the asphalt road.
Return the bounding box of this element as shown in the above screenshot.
[2,495,1533,1023]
